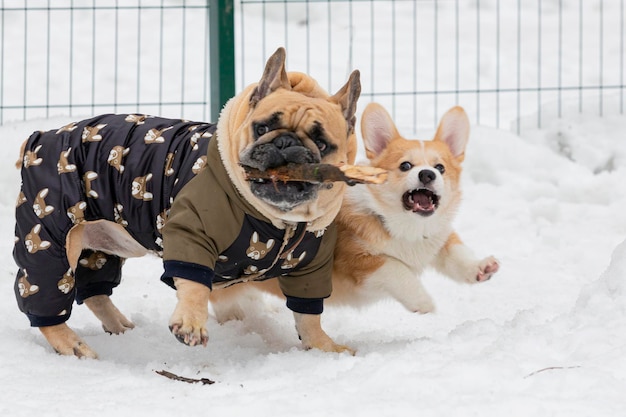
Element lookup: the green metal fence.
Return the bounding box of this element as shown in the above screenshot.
[0,0,228,124]
[237,0,625,134]
[1,0,625,134]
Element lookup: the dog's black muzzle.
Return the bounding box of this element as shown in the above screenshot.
[240,133,322,211]
[241,132,318,171]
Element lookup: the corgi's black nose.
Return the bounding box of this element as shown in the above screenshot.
[418,169,436,185]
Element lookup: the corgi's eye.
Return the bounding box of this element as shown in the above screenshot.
[434,164,445,174]
[399,161,413,172]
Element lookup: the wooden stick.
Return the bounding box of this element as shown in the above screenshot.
[523,366,581,379]
[242,163,388,185]
[155,369,215,385]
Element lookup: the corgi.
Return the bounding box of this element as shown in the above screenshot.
[210,103,499,333]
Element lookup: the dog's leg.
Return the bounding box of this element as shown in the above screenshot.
[39,324,98,359]
[210,280,283,323]
[293,312,355,355]
[363,258,436,314]
[435,233,500,283]
[210,284,256,323]
[169,278,211,347]
[83,294,135,334]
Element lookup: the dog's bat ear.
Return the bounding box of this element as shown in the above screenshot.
[330,70,361,136]
[250,47,291,107]
[360,102,399,159]
[434,106,470,160]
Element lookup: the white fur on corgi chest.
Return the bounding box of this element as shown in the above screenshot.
[348,184,452,271]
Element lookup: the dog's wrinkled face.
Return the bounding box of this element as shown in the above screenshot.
[360,103,470,221]
[218,47,361,227]
[239,95,348,211]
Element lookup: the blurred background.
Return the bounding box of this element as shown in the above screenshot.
[0,0,624,134]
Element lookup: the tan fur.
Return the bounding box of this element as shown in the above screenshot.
[333,212,387,287]
[212,103,499,337]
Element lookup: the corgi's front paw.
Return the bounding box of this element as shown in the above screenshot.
[475,256,499,282]
[411,295,436,314]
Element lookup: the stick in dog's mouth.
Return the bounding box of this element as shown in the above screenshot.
[241,163,388,186]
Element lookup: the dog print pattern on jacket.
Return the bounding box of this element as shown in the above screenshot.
[13,114,216,327]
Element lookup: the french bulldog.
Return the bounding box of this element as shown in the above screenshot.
[13,47,361,358]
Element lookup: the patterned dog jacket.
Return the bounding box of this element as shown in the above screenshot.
[14,114,215,327]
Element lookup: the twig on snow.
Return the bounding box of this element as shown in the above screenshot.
[524,366,581,379]
[155,369,215,385]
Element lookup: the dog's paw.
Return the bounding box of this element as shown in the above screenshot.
[304,340,356,356]
[293,312,356,355]
[169,322,209,347]
[170,278,211,347]
[410,294,436,314]
[413,303,436,314]
[102,317,135,335]
[84,294,135,335]
[168,305,209,347]
[39,323,98,359]
[475,256,499,282]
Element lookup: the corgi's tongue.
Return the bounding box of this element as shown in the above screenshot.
[403,189,438,216]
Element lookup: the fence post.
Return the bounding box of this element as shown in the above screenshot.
[209,0,235,120]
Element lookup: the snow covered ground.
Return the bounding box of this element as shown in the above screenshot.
[1,111,625,416]
[1,1,625,416]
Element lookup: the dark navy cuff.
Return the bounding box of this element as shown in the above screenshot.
[27,311,71,328]
[285,295,324,315]
[75,282,115,305]
[161,260,214,290]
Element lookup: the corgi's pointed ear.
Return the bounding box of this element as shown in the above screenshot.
[360,103,400,159]
[434,106,470,160]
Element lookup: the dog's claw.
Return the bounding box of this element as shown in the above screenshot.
[169,324,208,347]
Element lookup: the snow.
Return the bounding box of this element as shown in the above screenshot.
[2,2,626,416]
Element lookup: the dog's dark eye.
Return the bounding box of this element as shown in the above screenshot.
[399,161,413,172]
[254,123,269,138]
[315,139,328,153]
[434,163,445,174]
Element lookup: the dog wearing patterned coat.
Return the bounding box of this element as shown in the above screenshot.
[14,114,216,341]
[13,48,361,358]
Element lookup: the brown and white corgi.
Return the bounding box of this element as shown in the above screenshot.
[210,103,499,334]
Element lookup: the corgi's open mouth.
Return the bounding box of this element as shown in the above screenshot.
[403,188,440,216]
